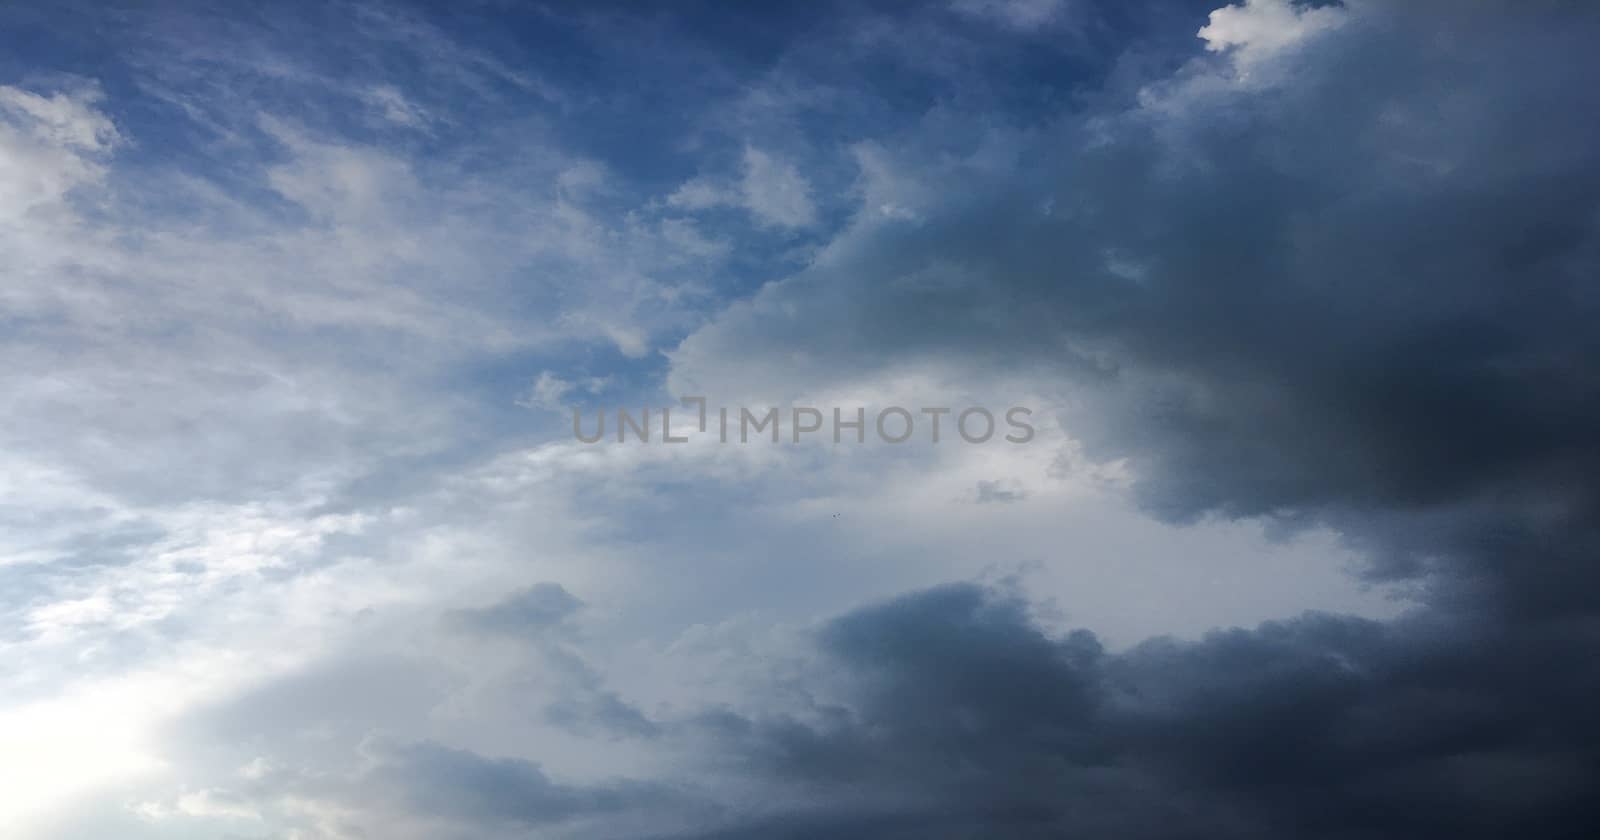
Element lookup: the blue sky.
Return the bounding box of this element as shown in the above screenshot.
[4,1,1600,838]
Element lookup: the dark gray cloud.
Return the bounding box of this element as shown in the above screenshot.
[446,582,585,637]
[667,582,1600,839]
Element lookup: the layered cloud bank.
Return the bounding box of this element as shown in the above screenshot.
[664,6,1600,830]
[3,1,1599,838]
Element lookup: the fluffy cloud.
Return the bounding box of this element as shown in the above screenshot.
[1197,0,1347,66]
[664,582,1600,838]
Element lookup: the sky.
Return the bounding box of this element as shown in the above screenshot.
[1,0,1598,837]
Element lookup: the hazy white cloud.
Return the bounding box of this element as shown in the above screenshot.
[666,146,817,229]
[951,0,1070,31]
[361,84,435,129]
[737,147,817,229]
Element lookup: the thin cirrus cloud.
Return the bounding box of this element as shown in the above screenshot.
[2,1,1598,838]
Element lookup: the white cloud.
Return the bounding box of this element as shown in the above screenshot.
[665,176,731,211]
[0,70,727,832]
[0,85,118,229]
[1198,0,1347,68]
[360,84,435,129]
[516,371,610,412]
[738,147,817,229]
[665,146,817,230]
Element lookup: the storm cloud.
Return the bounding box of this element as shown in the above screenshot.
[658,1,1600,836]
[663,581,1600,838]
[672,0,1600,606]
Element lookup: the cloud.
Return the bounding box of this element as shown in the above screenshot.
[359,738,679,828]
[0,85,119,150]
[951,0,1071,31]
[665,582,1600,838]
[738,147,818,229]
[447,585,661,740]
[447,583,584,637]
[360,84,435,129]
[130,735,684,840]
[0,82,117,249]
[516,371,611,413]
[667,147,817,230]
[1197,0,1347,67]
[670,0,1600,589]
[652,4,1600,832]
[973,478,1027,503]
[7,2,1600,838]
[667,177,733,211]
